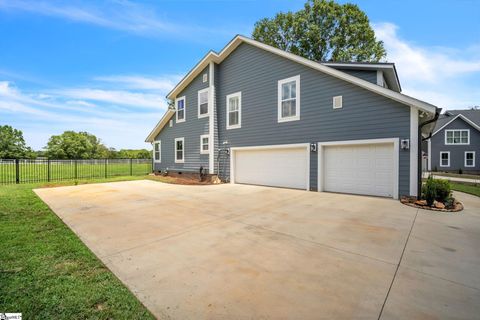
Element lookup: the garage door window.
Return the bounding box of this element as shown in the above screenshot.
[440,152,450,167]
[278,75,300,122]
[175,138,184,163]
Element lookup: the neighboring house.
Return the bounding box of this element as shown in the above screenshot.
[146,35,440,199]
[426,110,480,174]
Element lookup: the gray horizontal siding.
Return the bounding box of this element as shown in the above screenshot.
[339,69,377,84]
[216,43,411,195]
[430,118,480,173]
[154,66,210,173]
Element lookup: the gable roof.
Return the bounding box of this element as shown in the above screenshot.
[146,35,439,143]
[432,110,480,136]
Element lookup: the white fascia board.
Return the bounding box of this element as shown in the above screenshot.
[145,109,175,142]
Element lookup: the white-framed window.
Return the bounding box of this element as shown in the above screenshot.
[440,151,450,167]
[226,91,241,129]
[175,137,185,163]
[445,129,469,145]
[278,75,300,122]
[153,141,161,163]
[200,134,209,154]
[198,88,209,118]
[333,95,343,109]
[176,96,186,123]
[465,151,475,167]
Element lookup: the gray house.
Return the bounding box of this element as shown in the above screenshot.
[146,35,440,199]
[426,110,480,173]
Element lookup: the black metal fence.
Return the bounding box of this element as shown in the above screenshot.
[0,159,153,185]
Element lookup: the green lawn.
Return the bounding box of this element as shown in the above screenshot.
[451,182,480,197]
[0,160,152,185]
[431,172,480,180]
[0,176,155,319]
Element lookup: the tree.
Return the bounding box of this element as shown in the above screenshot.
[0,125,35,159]
[45,131,108,159]
[252,0,386,62]
[116,149,152,159]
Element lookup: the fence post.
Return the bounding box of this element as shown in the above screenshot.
[104,159,107,178]
[15,159,20,184]
[47,159,51,182]
[74,159,78,180]
[130,159,133,176]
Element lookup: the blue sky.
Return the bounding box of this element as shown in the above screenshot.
[1,0,479,150]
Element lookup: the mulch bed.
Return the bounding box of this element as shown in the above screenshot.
[400,196,463,212]
[148,174,222,185]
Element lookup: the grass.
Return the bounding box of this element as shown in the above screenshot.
[431,172,480,180]
[0,160,152,185]
[451,182,480,197]
[0,176,155,319]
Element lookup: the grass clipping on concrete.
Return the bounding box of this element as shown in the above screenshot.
[0,178,155,319]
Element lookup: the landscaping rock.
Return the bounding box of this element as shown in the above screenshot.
[415,200,427,206]
[434,201,446,209]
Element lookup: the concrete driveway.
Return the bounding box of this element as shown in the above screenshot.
[35,180,480,319]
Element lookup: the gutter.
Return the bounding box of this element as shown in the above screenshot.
[417,109,440,199]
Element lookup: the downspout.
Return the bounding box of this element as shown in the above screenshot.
[417,109,440,199]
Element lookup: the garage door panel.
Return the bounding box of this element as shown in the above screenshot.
[234,147,308,190]
[324,143,394,198]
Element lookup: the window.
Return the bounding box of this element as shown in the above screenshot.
[200,134,209,154]
[333,96,343,109]
[175,138,184,163]
[176,96,186,123]
[440,152,450,167]
[226,92,241,129]
[198,88,209,118]
[445,129,469,145]
[278,75,300,122]
[153,141,161,163]
[465,151,475,167]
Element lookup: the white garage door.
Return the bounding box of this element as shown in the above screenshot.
[324,143,394,197]
[234,147,308,190]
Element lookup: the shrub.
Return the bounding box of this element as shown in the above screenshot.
[459,168,463,174]
[422,176,451,205]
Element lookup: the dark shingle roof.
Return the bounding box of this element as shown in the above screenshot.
[433,109,480,132]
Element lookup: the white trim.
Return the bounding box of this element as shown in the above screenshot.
[317,138,399,199]
[277,75,300,123]
[410,107,419,196]
[153,141,161,163]
[427,139,432,171]
[166,36,437,114]
[145,109,175,142]
[208,61,215,174]
[198,87,210,118]
[175,96,186,123]
[444,129,470,145]
[439,151,450,167]
[229,143,310,191]
[226,91,242,129]
[465,151,475,167]
[200,134,209,154]
[432,114,480,136]
[333,95,343,109]
[174,137,185,163]
[376,70,384,86]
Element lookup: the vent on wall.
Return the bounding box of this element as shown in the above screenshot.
[333,95,343,109]
[202,73,208,83]
[169,120,173,127]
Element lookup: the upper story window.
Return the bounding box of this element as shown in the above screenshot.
[198,88,209,118]
[465,151,475,167]
[153,141,161,163]
[278,75,300,122]
[175,137,185,163]
[176,96,186,123]
[226,92,241,129]
[445,129,469,145]
[440,151,450,167]
[200,134,209,154]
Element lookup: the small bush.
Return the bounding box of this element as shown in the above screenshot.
[422,176,452,205]
[458,168,463,174]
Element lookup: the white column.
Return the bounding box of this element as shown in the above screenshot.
[410,107,419,196]
[208,61,215,174]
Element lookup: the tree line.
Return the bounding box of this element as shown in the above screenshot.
[0,125,151,160]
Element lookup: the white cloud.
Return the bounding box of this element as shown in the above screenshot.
[94,74,182,91]
[373,22,480,109]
